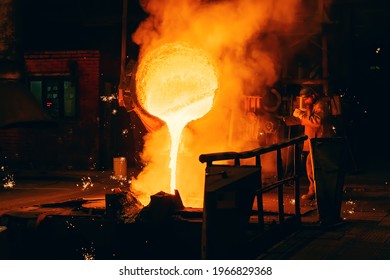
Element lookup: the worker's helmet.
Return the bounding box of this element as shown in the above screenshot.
[299,87,316,97]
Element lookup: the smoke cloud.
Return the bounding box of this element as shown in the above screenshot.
[131,0,303,207]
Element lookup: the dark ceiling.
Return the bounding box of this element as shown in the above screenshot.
[20,0,146,57]
[18,0,389,55]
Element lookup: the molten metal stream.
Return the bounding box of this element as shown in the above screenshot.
[136,43,218,194]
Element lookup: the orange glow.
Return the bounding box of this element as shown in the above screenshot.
[130,0,303,207]
[136,42,218,194]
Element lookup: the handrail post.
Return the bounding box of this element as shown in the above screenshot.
[294,143,301,222]
[256,156,264,231]
[276,149,284,223]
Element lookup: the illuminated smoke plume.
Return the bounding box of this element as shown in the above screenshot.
[131,0,302,207]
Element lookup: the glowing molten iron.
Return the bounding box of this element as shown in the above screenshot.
[136,43,218,194]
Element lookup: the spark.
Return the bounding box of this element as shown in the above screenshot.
[66,220,75,229]
[80,177,94,191]
[3,174,15,189]
[343,199,356,215]
[81,246,96,260]
[122,129,129,136]
[100,94,117,103]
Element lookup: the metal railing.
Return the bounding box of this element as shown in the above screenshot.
[199,134,308,232]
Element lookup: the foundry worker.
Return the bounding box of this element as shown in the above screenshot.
[291,87,333,200]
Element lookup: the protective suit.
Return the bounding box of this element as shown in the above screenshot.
[293,89,334,198]
[294,98,334,152]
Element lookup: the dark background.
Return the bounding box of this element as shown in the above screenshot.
[20,0,147,82]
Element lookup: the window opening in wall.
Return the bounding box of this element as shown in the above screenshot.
[29,78,77,119]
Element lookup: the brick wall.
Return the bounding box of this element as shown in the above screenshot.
[24,50,101,123]
[0,50,102,171]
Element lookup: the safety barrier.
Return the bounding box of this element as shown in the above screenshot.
[199,134,308,259]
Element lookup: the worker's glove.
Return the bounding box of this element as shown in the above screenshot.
[293,108,305,119]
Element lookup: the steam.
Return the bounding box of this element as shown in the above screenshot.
[131,0,303,207]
